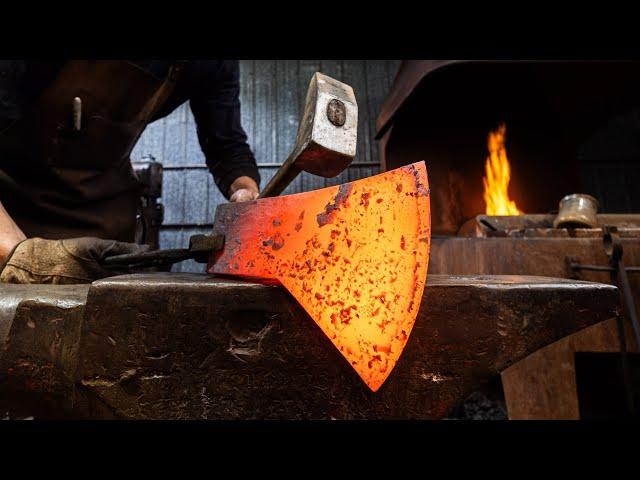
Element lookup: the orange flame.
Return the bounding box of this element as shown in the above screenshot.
[210,163,431,391]
[483,124,521,215]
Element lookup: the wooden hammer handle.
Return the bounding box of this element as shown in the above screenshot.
[258,155,302,199]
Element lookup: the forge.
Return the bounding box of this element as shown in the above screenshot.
[377,60,640,233]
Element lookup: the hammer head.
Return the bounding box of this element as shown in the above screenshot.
[293,72,358,178]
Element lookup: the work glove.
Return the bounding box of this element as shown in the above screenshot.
[0,237,150,285]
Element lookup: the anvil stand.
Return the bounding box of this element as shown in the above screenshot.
[568,225,640,417]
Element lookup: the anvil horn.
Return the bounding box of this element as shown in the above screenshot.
[210,162,431,391]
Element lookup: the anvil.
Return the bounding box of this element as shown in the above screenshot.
[0,273,617,419]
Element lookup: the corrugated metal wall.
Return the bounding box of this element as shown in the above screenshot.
[131,60,400,272]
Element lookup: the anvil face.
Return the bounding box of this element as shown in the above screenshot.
[210,162,431,391]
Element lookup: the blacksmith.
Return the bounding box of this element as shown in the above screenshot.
[0,60,260,284]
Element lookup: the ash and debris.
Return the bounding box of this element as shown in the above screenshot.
[444,391,508,420]
[2,410,34,420]
[445,376,509,420]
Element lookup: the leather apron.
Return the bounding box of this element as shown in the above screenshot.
[0,60,180,242]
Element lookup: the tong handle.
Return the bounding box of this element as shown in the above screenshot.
[102,248,192,268]
[102,234,225,269]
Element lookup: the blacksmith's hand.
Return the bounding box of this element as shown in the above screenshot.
[229,176,259,202]
[0,237,150,285]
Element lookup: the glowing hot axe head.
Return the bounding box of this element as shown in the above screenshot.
[210,162,431,391]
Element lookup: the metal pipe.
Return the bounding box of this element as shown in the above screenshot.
[614,313,636,417]
[615,258,640,349]
[570,263,640,273]
[72,97,82,131]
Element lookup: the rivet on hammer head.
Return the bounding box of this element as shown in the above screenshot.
[327,99,346,126]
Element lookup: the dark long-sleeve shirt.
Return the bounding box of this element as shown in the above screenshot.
[0,59,260,198]
[150,60,260,197]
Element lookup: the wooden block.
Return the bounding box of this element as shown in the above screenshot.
[501,317,637,419]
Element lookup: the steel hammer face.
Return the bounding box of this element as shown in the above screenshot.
[293,72,358,178]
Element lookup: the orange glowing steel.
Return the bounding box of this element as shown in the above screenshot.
[483,124,522,215]
[210,162,431,391]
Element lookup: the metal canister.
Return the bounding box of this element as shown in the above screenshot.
[553,193,599,229]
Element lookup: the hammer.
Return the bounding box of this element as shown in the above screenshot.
[104,72,358,268]
[260,72,358,197]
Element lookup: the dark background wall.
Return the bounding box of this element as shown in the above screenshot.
[578,110,640,213]
[131,60,401,272]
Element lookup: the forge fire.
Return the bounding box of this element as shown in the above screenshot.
[483,124,522,216]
